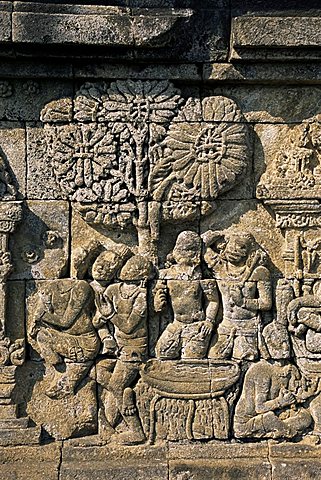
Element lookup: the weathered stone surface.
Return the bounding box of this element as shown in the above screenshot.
[203,63,321,84]
[13,4,134,47]
[60,444,168,479]
[0,444,61,479]
[169,443,271,480]
[231,16,321,60]
[0,80,72,122]
[0,2,12,44]
[0,123,26,198]
[204,85,321,123]
[10,201,69,280]
[27,126,65,200]
[0,2,321,479]
[74,62,201,81]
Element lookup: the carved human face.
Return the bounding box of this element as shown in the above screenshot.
[264,324,290,360]
[224,237,249,265]
[172,231,201,267]
[92,251,120,282]
[173,246,200,267]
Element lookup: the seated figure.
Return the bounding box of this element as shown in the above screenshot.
[154,231,219,360]
[234,321,312,439]
[29,279,99,399]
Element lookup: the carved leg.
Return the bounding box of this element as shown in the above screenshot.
[46,361,92,399]
[36,328,62,366]
[108,360,145,445]
[155,322,182,359]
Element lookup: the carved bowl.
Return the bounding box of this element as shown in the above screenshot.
[141,359,240,398]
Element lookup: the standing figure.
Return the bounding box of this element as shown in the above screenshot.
[29,279,99,399]
[154,231,219,359]
[91,246,131,355]
[96,255,154,445]
[204,231,272,362]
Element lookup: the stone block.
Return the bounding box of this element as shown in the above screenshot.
[254,123,292,191]
[270,442,321,480]
[60,444,168,480]
[6,281,25,341]
[13,3,134,47]
[10,200,69,280]
[74,62,201,81]
[0,60,72,79]
[132,8,193,48]
[0,122,26,198]
[134,8,229,62]
[26,125,63,200]
[0,80,73,122]
[0,444,61,480]
[169,443,271,480]
[0,2,12,44]
[231,16,321,60]
[204,85,321,123]
[203,63,321,84]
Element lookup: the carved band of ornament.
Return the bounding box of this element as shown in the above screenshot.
[275,213,321,228]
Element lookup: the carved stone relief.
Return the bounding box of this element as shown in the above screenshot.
[2,77,321,453]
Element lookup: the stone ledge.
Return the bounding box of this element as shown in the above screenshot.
[12,2,193,48]
[203,63,321,84]
[0,1,12,43]
[231,16,321,60]
[0,440,321,479]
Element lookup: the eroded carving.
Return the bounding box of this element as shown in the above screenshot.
[16,77,321,448]
[204,230,272,362]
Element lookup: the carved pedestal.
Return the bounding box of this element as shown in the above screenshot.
[0,366,39,445]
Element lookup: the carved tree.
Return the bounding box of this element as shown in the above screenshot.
[42,81,250,258]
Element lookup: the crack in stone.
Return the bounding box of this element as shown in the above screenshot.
[57,441,63,480]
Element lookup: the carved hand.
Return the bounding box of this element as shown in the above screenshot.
[230,285,243,307]
[278,388,296,408]
[200,320,213,338]
[154,287,167,312]
[96,294,114,319]
[287,299,300,324]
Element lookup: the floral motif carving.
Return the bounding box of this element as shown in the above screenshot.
[42,81,250,257]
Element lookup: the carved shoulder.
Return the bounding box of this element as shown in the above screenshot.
[250,265,271,282]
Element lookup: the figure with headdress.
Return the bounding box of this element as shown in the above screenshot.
[154,230,219,360]
[203,230,272,362]
[95,254,155,445]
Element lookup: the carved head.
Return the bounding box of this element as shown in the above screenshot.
[172,231,202,267]
[92,250,125,282]
[119,255,155,282]
[223,232,254,265]
[263,322,291,360]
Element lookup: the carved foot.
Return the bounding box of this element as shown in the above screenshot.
[45,376,72,399]
[122,387,136,416]
[110,429,146,446]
